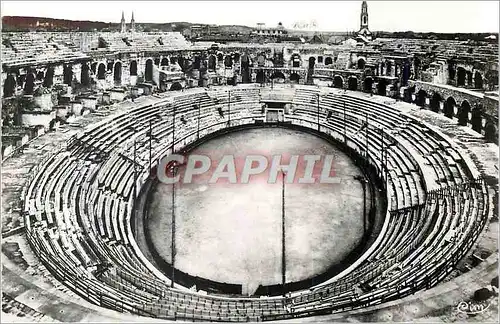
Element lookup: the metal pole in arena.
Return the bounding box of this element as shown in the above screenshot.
[171,162,177,288]
[281,169,286,296]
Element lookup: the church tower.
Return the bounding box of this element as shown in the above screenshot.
[120,11,126,33]
[130,11,136,33]
[360,1,368,29]
[357,1,372,41]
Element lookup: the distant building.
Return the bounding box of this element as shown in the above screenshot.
[252,22,287,36]
[357,1,372,42]
[120,11,126,33]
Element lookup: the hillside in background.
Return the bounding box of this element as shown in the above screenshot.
[1,16,498,42]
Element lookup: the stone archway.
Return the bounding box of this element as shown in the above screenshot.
[3,74,16,98]
[130,60,138,76]
[444,97,456,119]
[377,79,387,96]
[325,57,333,66]
[23,72,35,94]
[364,77,373,93]
[333,75,343,88]
[170,82,183,91]
[97,63,106,80]
[474,71,483,89]
[357,58,366,70]
[457,67,466,86]
[114,61,122,85]
[145,59,154,82]
[430,92,442,113]
[43,66,55,88]
[348,77,358,91]
[80,63,90,86]
[484,119,498,143]
[161,57,169,67]
[308,57,316,70]
[271,71,285,83]
[224,55,233,68]
[208,55,217,71]
[256,70,265,83]
[471,104,483,133]
[290,72,300,83]
[458,100,471,126]
[63,64,73,85]
[415,89,427,108]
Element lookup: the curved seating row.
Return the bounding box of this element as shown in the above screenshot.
[23,85,489,322]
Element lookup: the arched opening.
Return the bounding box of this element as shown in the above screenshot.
[130,60,138,76]
[324,57,333,66]
[388,61,394,76]
[308,57,316,70]
[270,71,286,83]
[80,63,90,86]
[377,79,387,96]
[193,56,201,70]
[357,58,366,70]
[97,63,106,80]
[471,105,483,133]
[291,54,301,68]
[170,82,183,91]
[43,66,55,88]
[36,71,44,81]
[3,74,16,98]
[256,70,265,83]
[63,64,73,85]
[364,77,373,93]
[23,73,35,95]
[290,73,300,83]
[415,89,427,108]
[474,71,483,89]
[154,58,160,66]
[240,55,250,83]
[233,53,240,63]
[348,77,358,91]
[430,93,442,113]
[161,57,169,66]
[333,75,343,88]
[484,119,498,143]
[457,67,466,86]
[444,97,456,119]
[467,71,473,86]
[114,62,122,84]
[224,55,233,68]
[208,55,217,70]
[458,100,471,126]
[217,53,224,62]
[145,59,154,82]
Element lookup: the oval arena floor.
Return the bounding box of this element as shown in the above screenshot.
[147,127,372,295]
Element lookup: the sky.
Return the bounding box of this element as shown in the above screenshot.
[1,1,499,33]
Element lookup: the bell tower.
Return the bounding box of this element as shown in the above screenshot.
[360,1,368,29]
[130,11,136,33]
[120,11,126,33]
[357,1,372,41]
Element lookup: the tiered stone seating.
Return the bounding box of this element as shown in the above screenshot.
[23,85,489,322]
[94,32,191,52]
[1,32,88,66]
